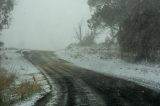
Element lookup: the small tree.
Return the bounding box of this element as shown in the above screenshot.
[0,42,4,48]
[74,20,84,44]
[0,42,4,65]
[80,30,97,46]
[0,0,14,31]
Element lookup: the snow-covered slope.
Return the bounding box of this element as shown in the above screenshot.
[56,46,160,90]
[1,50,50,106]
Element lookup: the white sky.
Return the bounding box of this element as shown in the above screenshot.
[1,0,92,50]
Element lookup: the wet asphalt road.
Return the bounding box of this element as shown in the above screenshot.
[23,50,160,106]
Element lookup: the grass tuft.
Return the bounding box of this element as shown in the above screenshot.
[0,69,15,103]
[16,77,41,100]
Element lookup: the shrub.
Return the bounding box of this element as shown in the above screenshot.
[80,35,96,46]
[16,79,41,100]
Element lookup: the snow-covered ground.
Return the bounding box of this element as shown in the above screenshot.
[56,46,160,91]
[1,50,50,106]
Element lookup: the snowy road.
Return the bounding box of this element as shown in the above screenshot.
[24,50,160,106]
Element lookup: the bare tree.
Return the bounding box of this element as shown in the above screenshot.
[74,20,84,44]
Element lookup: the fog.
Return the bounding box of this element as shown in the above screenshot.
[1,0,90,50]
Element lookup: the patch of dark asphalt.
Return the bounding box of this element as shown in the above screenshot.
[48,65,90,106]
[46,67,76,106]
[50,65,106,106]
[66,65,160,106]
[34,92,52,106]
[42,66,70,106]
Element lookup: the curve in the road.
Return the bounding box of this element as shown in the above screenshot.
[24,51,160,106]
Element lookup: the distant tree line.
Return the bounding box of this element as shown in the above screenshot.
[87,0,160,62]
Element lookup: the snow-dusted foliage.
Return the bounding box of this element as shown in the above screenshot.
[56,45,160,90]
[0,50,50,106]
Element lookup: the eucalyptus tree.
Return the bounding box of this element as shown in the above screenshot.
[0,0,14,31]
[88,0,160,61]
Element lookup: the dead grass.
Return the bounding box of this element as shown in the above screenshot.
[16,77,41,100]
[0,70,41,104]
[0,70,15,103]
